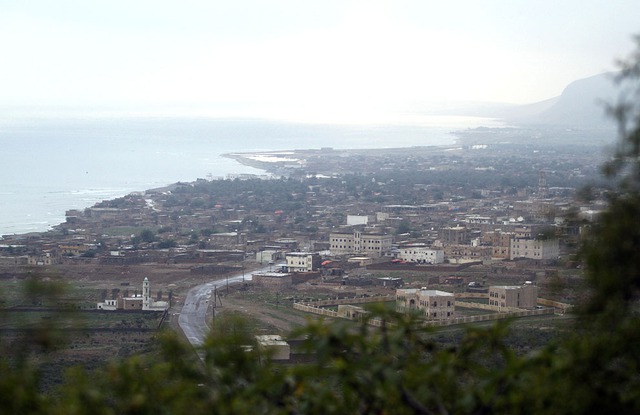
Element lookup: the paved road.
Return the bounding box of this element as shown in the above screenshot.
[177,266,270,347]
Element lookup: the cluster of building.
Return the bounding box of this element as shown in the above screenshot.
[327,215,559,265]
[395,282,539,321]
[0,144,602,317]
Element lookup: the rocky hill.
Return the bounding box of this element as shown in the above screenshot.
[505,72,620,128]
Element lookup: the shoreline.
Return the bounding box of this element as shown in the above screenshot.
[2,143,459,239]
[0,115,503,238]
[221,142,464,176]
[4,122,610,239]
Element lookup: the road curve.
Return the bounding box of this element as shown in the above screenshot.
[178,266,270,347]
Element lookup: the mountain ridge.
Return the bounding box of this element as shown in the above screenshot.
[504,72,619,127]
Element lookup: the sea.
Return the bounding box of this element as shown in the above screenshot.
[0,115,502,237]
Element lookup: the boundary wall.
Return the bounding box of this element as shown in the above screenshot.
[294,295,558,328]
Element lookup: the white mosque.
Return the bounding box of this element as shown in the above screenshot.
[97,277,169,311]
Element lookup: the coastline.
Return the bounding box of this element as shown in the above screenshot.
[221,143,463,176]
[1,115,500,237]
[2,121,612,240]
[2,144,459,239]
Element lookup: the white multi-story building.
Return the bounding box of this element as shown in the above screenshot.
[285,252,321,273]
[396,288,455,321]
[397,244,444,264]
[329,230,393,258]
[256,249,284,264]
[510,238,559,261]
[346,215,370,226]
[465,215,493,225]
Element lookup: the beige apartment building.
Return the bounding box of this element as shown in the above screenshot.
[438,226,468,245]
[284,252,321,273]
[329,230,393,258]
[396,288,455,321]
[482,230,514,260]
[397,244,445,264]
[444,244,492,264]
[488,283,538,311]
[510,238,559,261]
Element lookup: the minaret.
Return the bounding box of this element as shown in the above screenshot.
[538,170,548,199]
[143,277,150,310]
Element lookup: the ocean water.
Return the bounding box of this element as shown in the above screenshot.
[0,115,500,236]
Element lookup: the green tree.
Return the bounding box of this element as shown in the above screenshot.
[157,239,178,249]
[396,219,411,234]
[139,229,155,243]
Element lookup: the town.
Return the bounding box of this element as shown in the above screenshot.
[0,128,610,364]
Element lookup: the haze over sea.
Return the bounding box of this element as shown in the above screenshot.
[0,115,502,237]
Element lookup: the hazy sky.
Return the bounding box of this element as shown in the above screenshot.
[1,0,638,122]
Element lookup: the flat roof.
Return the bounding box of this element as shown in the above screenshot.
[491,285,535,290]
[255,335,288,346]
[253,272,290,277]
[397,288,453,296]
[420,290,454,296]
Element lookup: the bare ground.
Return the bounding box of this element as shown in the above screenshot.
[210,287,317,336]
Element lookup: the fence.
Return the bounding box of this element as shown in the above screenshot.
[295,295,557,327]
[297,295,394,307]
[293,303,339,317]
[425,307,555,327]
[537,298,573,313]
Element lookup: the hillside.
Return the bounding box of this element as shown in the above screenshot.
[505,72,620,128]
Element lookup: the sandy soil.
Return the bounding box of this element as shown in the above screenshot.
[211,288,314,335]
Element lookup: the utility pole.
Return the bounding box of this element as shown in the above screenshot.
[212,286,216,319]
